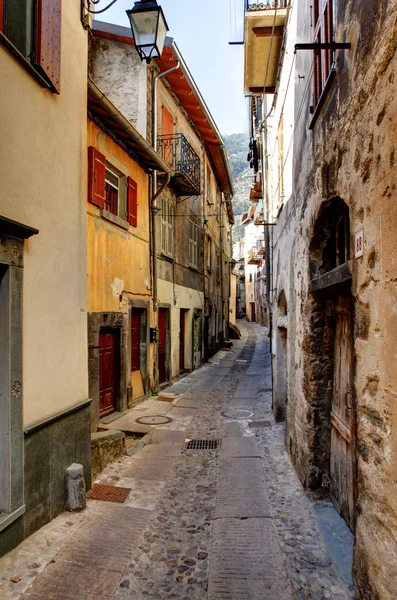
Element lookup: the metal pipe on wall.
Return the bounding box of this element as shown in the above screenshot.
[151,61,180,313]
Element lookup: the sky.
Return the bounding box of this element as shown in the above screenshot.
[97,0,248,135]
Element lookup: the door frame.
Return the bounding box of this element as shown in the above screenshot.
[88,312,127,431]
[128,299,150,404]
[157,303,171,386]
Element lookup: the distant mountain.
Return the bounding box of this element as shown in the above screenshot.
[223,133,253,240]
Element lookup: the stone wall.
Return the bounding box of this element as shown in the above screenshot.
[271,1,397,597]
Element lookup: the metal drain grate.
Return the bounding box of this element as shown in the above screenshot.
[185,439,220,450]
[87,484,131,503]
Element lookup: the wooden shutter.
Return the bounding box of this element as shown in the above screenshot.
[0,0,4,31]
[35,0,62,93]
[127,177,138,227]
[88,146,106,208]
[162,105,174,136]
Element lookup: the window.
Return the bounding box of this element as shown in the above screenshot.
[189,220,199,268]
[206,165,213,204]
[105,167,120,215]
[313,0,334,109]
[207,236,212,271]
[0,0,62,92]
[160,197,174,257]
[87,147,138,227]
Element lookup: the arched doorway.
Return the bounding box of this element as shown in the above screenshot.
[306,197,356,530]
[274,290,288,421]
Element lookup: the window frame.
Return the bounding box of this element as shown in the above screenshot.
[160,197,174,258]
[188,220,199,269]
[312,0,334,111]
[0,0,62,93]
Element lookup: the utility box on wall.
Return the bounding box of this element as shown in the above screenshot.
[150,327,159,343]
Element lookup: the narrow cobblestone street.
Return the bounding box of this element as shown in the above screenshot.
[0,322,353,600]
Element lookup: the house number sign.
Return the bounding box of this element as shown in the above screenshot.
[355,228,364,259]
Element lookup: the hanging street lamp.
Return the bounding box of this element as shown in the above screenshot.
[126,0,169,64]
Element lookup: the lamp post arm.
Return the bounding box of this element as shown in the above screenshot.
[82,0,119,15]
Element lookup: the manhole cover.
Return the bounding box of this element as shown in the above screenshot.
[87,484,131,503]
[221,409,254,420]
[135,415,173,425]
[185,439,220,450]
[249,420,272,428]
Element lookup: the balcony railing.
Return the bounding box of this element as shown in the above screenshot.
[245,0,287,11]
[247,247,262,264]
[157,133,201,196]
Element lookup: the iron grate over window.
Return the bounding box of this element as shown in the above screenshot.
[185,439,220,451]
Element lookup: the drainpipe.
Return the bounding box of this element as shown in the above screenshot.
[151,61,180,312]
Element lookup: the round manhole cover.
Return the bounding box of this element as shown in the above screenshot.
[221,409,254,420]
[135,415,173,425]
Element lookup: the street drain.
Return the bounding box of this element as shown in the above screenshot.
[87,484,131,503]
[185,439,220,450]
[221,409,254,420]
[249,420,272,428]
[135,415,173,425]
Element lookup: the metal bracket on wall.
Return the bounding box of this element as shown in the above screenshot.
[294,43,351,54]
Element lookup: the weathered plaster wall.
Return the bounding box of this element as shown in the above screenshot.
[87,120,151,314]
[89,33,147,138]
[0,1,88,426]
[271,1,397,597]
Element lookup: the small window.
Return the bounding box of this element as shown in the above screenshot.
[105,168,119,215]
[189,220,199,268]
[160,198,174,257]
[312,0,334,109]
[206,166,212,204]
[249,273,253,283]
[0,0,62,92]
[207,236,212,271]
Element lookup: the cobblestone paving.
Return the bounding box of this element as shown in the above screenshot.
[0,322,354,600]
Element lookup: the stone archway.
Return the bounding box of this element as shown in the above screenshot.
[300,197,356,529]
[274,290,288,421]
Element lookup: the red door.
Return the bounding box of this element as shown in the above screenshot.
[180,310,185,373]
[158,309,166,384]
[99,331,116,417]
[131,310,141,372]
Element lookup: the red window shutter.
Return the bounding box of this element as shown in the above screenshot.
[34,0,62,93]
[0,0,4,31]
[127,177,138,227]
[88,147,106,208]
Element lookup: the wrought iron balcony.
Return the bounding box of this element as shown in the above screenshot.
[245,0,287,11]
[157,133,201,196]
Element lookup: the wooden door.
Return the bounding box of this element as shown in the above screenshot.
[330,295,355,530]
[158,308,167,384]
[251,302,256,322]
[131,310,141,372]
[179,310,185,373]
[99,331,116,417]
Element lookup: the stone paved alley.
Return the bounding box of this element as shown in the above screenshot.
[0,322,354,600]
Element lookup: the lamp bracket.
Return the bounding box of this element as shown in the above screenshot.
[82,0,119,15]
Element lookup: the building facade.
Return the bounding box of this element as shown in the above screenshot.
[244,0,397,597]
[0,2,90,555]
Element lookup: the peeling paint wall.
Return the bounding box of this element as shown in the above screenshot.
[269,1,397,597]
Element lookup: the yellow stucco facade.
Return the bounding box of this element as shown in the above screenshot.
[0,2,88,427]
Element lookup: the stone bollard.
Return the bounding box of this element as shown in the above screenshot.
[65,463,86,511]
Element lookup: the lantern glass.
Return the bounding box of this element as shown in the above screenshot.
[127,1,169,63]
